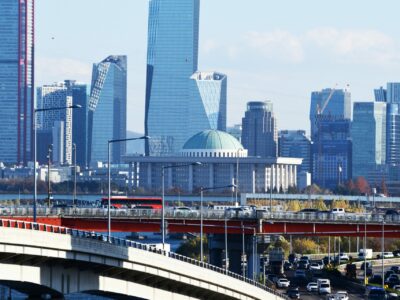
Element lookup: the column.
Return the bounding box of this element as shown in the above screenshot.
[209,164,214,188]
[147,163,152,189]
[188,164,193,193]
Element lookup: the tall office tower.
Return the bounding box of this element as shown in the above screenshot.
[312,117,352,189]
[374,87,387,102]
[145,0,200,156]
[241,101,278,158]
[309,88,351,140]
[189,71,227,136]
[227,124,242,142]
[65,80,88,167]
[279,130,312,174]
[36,82,73,165]
[88,56,127,164]
[0,0,34,164]
[352,102,386,180]
[386,103,400,166]
[387,83,400,103]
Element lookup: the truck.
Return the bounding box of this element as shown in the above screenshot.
[268,247,285,275]
[358,248,373,260]
[317,278,331,295]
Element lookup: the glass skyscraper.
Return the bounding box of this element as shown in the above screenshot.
[279,130,312,174]
[189,71,227,136]
[352,102,386,180]
[241,101,278,158]
[0,0,34,164]
[309,89,351,140]
[88,56,127,164]
[145,0,200,156]
[387,83,400,104]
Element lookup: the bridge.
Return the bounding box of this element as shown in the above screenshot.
[2,207,400,237]
[0,219,286,300]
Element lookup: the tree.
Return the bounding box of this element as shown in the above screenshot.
[286,200,301,212]
[313,198,328,211]
[176,236,208,261]
[354,177,370,195]
[292,238,319,254]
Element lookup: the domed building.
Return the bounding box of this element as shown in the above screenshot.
[125,130,302,195]
[181,130,247,158]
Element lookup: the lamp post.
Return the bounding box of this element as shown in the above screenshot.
[200,184,236,262]
[33,104,81,222]
[161,162,201,250]
[73,143,77,207]
[235,148,243,206]
[107,136,150,241]
[382,218,385,289]
[47,144,52,207]
[364,213,367,286]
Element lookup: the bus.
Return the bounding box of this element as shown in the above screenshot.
[100,196,162,209]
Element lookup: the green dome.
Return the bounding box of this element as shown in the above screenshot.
[183,130,244,150]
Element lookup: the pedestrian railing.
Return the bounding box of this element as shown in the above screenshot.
[0,218,288,299]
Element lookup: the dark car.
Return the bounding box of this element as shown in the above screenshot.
[284,261,293,271]
[361,261,372,270]
[369,274,383,285]
[391,266,400,273]
[299,208,319,213]
[367,287,387,300]
[288,253,297,264]
[386,209,399,216]
[393,250,400,257]
[386,276,400,288]
[287,288,300,299]
[323,256,334,265]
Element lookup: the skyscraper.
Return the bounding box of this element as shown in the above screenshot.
[352,102,386,180]
[374,87,387,102]
[36,82,73,165]
[279,130,312,175]
[309,88,351,140]
[88,56,127,164]
[145,0,200,156]
[241,101,278,158]
[387,83,400,103]
[0,0,34,164]
[312,117,352,189]
[386,83,400,166]
[65,80,88,167]
[189,71,227,136]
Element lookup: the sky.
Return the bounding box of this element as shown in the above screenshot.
[36,0,400,135]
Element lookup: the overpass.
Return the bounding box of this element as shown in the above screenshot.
[0,219,286,300]
[2,207,400,238]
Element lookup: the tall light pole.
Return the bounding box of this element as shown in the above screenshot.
[107,136,150,241]
[200,184,235,262]
[235,148,243,206]
[382,218,385,289]
[33,104,81,222]
[47,144,52,207]
[364,213,367,286]
[161,162,201,250]
[73,143,77,207]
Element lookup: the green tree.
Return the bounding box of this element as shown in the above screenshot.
[176,236,208,261]
[286,200,301,212]
[292,238,319,254]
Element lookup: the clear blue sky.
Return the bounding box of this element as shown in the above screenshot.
[36,0,400,134]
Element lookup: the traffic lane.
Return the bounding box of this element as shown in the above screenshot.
[276,287,364,300]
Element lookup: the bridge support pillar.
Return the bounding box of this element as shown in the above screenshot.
[208,234,264,278]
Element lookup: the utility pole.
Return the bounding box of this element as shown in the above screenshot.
[47,144,53,207]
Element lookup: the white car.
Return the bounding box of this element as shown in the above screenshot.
[276,278,290,288]
[383,252,394,258]
[336,291,349,300]
[310,263,323,270]
[306,282,318,292]
[331,208,345,214]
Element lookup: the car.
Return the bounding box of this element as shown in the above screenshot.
[287,288,300,299]
[384,252,395,259]
[385,209,399,216]
[310,262,323,270]
[294,269,307,279]
[336,291,349,300]
[361,261,373,270]
[288,253,297,264]
[386,276,400,288]
[387,292,398,300]
[367,287,387,300]
[392,266,400,273]
[393,250,400,257]
[300,255,311,261]
[284,261,293,271]
[369,274,383,285]
[393,285,400,291]
[331,208,346,214]
[306,282,318,292]
[323,256,334,265]
[276,278,290,288]
[298,259,310,269]
[386,271,396,279]
[318,283,331,294]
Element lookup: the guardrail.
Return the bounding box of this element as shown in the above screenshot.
[0,207,399,224]
[0,218,288,299]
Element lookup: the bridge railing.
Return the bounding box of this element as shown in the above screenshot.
[1,206,398,224]
[0,218,288,299]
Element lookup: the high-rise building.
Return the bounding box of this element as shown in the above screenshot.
[352,102,386,180]
[88,56,127,164]
[374,87,387,102]
[36,82,73,165]
[312,117,352,189]
[279,130,312,175]
[387,83,400,103]
[227,124,242,143]
[386,103,400,166]
[145,0,200,156]
[241,101,277,158]
[65,80,88,167]
[0,0,34,164]
[309,88,351,140]
[189,71,227,136]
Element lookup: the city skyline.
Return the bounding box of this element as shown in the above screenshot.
[36,0,400,135]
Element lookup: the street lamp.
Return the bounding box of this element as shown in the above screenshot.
[33,104,81,222]
[235,148,243,206]
[382,218,385,289]
[200,184,236,262]
[107,136,150,241]
[161,162,201,250]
